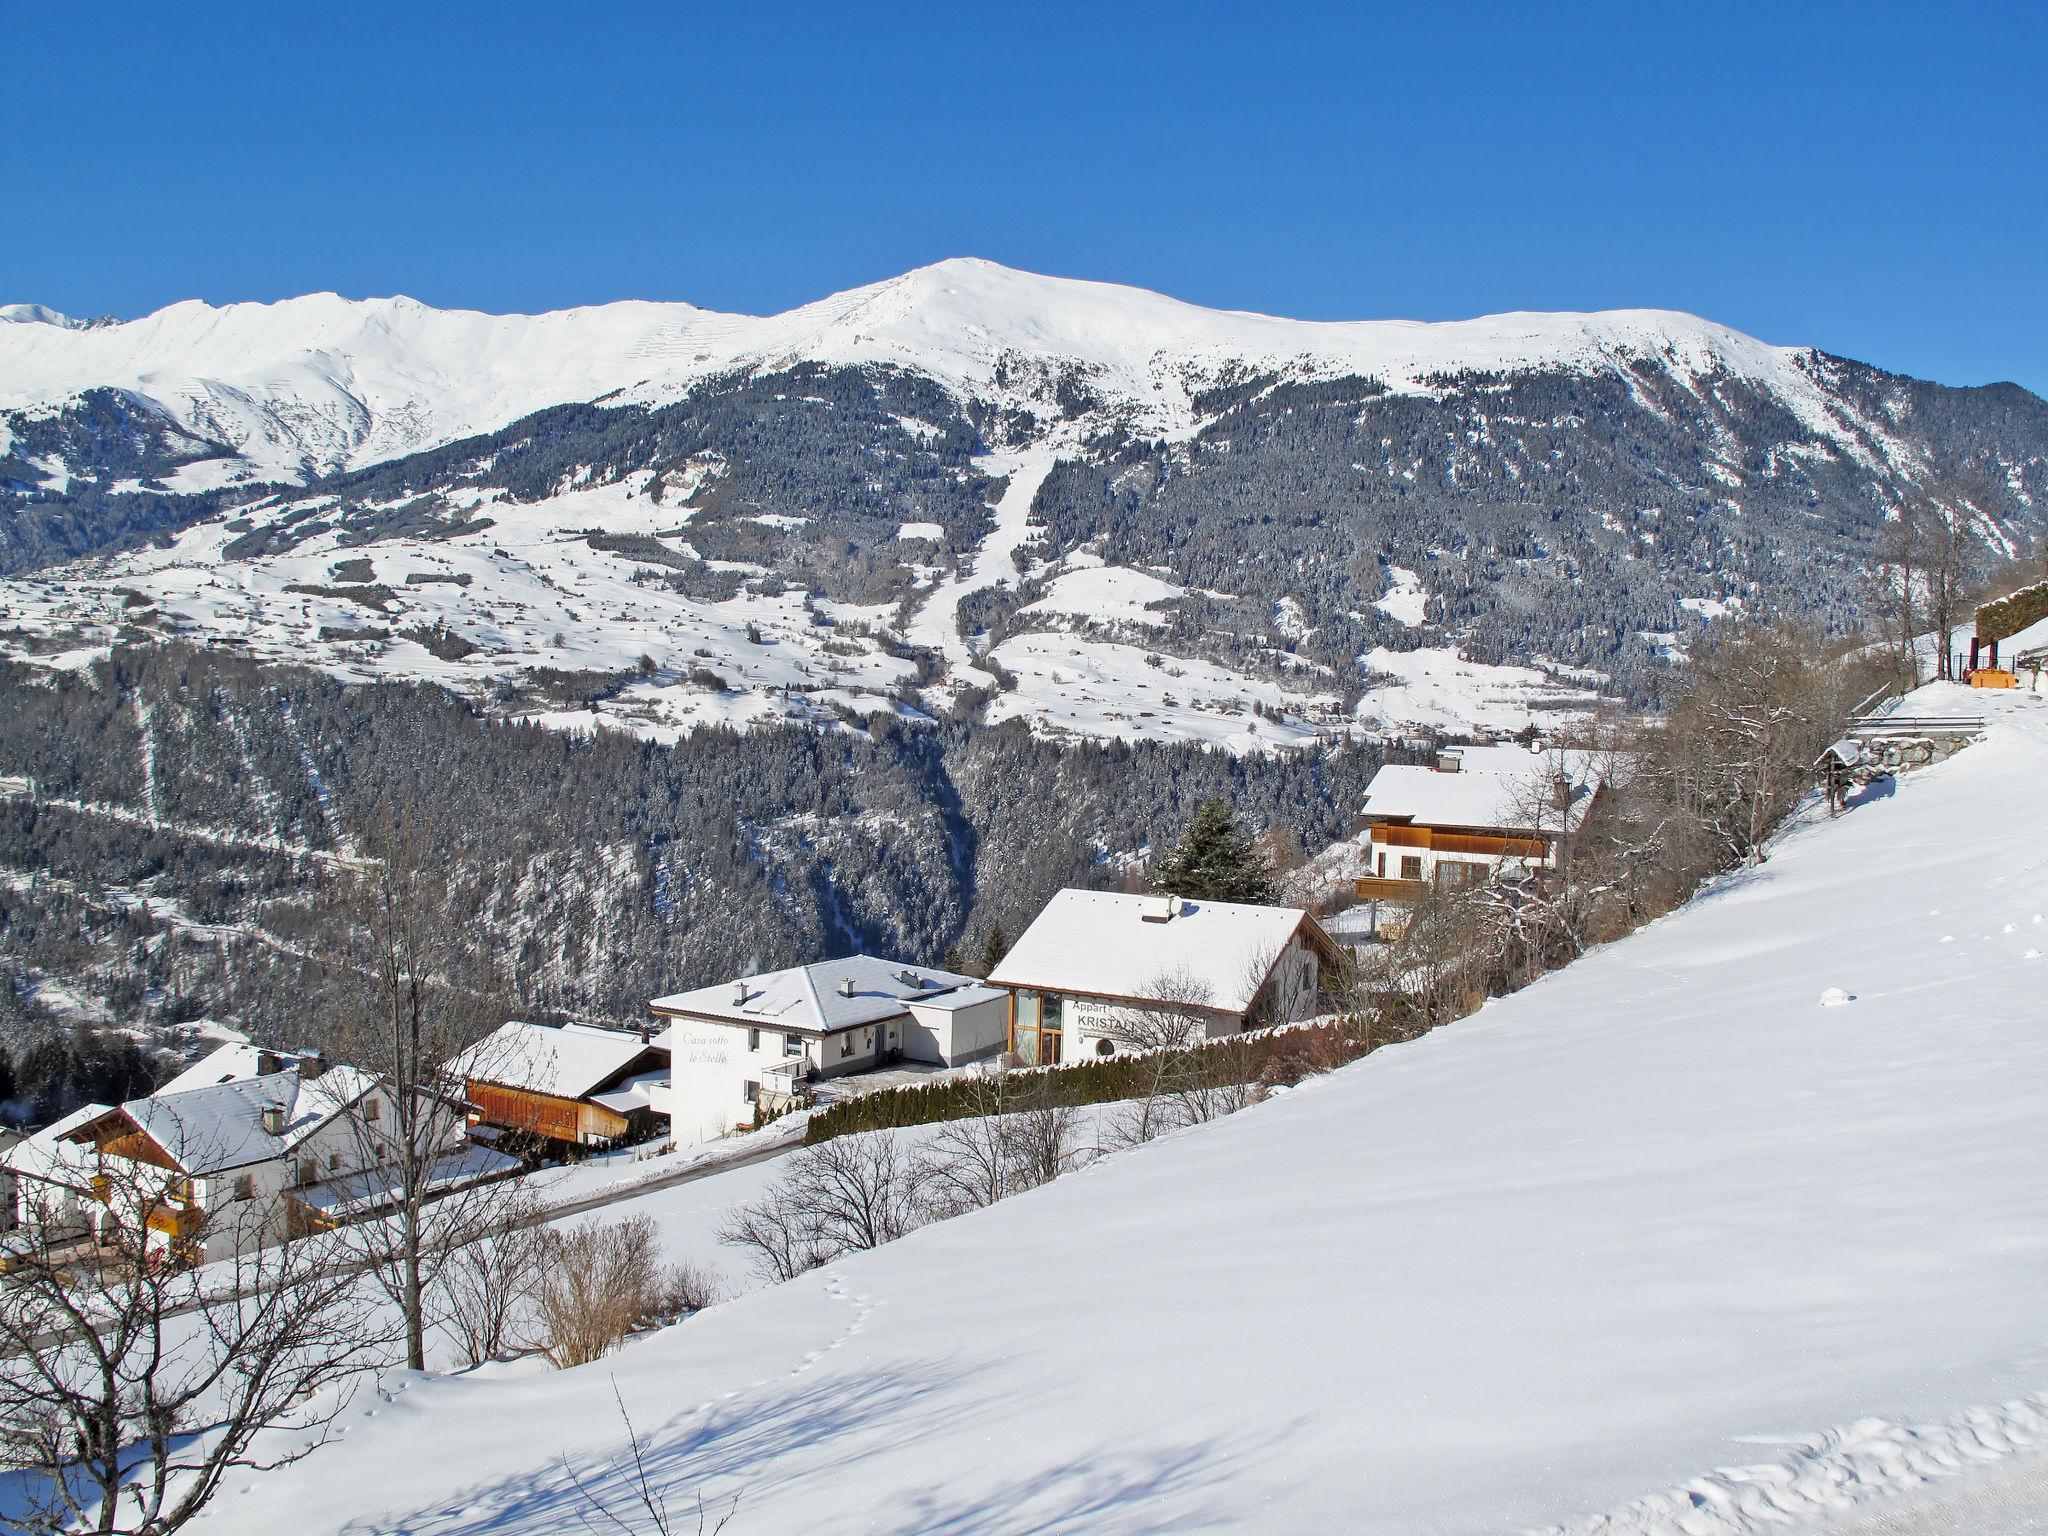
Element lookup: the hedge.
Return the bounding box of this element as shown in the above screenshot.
[1977,579,2048,644]
[803,1016,1379,1144]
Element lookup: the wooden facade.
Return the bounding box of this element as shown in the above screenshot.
[465,1079,634,1146]
[1367,823,1550,860]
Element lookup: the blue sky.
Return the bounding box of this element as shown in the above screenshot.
[5,2,2042,391]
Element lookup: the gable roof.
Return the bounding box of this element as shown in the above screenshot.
[651,955,982,1041]
[1359,747,1605,836]
[989,890,1325,1016]
[2,1103,111,1192]
[456,1020,661,1099]
[89,1064,378,1178]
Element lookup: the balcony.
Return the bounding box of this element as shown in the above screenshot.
[145,1204,204,1240]
[1354,876,1427,902]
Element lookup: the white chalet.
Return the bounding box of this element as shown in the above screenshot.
[39,1043,467,1263]
[1355,744,1605,902]
[650,956,1006,1148]
[0,1103,109,1243]
[989,889,1340,1066]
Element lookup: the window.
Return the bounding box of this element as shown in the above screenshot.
[1437,860,1486,890]
[838,1031,855,1059]
[232,1174,255,1201]
[297,1159,317,1189]
[747,1027,761,1051]
[1376,851,1387,877]
[743,1080,759,1104]
[1095,1036,1116,1058]
[1400,855,1424,881]
[783,1032,804,1058]
[364,1097,381,1123]
[328,1153,344,1172]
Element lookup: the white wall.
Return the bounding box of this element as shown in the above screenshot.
[901,995,1007,1065]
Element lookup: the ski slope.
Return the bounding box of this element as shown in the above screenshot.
[176,683,2048,1536]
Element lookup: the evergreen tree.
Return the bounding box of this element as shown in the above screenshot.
[979,921,1010,977]
[1150,797,1277,905]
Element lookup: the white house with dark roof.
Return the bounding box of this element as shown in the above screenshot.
[988,890,1340,1066]
[649,956,1006,1148]
[1355,744,1606,902]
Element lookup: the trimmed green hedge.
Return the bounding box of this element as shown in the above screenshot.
[803,1017,1378,1144]
[1977,580,2048,644]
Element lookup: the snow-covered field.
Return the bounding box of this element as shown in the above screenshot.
[160,682,2048,1535]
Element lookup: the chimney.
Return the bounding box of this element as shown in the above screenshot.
[839,976,856,998]
[637,1022,650,1043]
[898,969,924,989]
[732,979,749,1007]
[296,1049,327,1080]
[1141,892,1175,922]
[256,1048,289,1076]
[1435,749,1462,773]
[261,1104,286,1136]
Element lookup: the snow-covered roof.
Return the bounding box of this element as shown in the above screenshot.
[651,955,982,1041]
[153,1039,332,1095]
[100,1064,378,1178]
[904,983,1008,1015]
[989,890,1322,1016]
[2,1103,111,1191]
[456,1020,659,1100]
[1359,746,1605,835]
[587,1070,669,1117]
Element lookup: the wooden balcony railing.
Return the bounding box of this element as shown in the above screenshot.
[1354,876,1428,902]
[145,1204,204,1239]
[1367,824,1550,859]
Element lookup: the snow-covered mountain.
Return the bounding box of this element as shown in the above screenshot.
[4,261,2045,748]
[0,259,1856,480]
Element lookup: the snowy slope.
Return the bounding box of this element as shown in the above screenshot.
[181,684,2048,1536]
[0,259,1853,479]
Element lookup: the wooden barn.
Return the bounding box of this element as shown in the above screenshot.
[458,1020,669,1150]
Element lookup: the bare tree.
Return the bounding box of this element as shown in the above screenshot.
[440,1188,548,1369]
[716,1181,832,1283]
[1370,878,1486,1038]
[915,1066,1019,1215]
[0,1162,382,1536]
[317,807,515,1371]
[788,1132,926,1253]
[998,1072,1081,1190]
[1097,967,1214,1148]
[1920,500,1973,681]
[531,1213,679,1370]
[1875,504,1919,685]
[716,1134,925,1281]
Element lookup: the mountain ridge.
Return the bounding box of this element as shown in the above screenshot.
[1,258,1896,481]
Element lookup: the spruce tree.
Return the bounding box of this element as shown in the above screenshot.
[979,921,1010,977]
[1150,797,1277,904]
